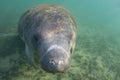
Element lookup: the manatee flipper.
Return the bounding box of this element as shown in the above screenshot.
[25,44,35,65]
[70,42,75,54]
[70,31,76,54]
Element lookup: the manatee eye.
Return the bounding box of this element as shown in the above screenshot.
[33,35,39,42]
[32,34,43,48]
[32,35,40,48]
[33,34,42,44]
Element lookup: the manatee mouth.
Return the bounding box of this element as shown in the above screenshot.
[40,48,70,72]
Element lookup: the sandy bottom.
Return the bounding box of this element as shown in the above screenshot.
[0,24,120,80]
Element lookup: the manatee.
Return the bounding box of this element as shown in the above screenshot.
[18,4,77,72]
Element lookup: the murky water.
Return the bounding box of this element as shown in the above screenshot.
[0,0,120,80]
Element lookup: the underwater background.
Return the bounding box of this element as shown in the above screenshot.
[0,0,120,80]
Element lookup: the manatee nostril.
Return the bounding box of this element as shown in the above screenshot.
[58,60,64,65]
[48,59,65,72]
[49,59,55,66]
[40,59,56,72]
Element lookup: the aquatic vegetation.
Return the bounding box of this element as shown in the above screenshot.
[0,24,120,80]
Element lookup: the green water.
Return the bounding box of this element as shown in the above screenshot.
[0,0,120,80]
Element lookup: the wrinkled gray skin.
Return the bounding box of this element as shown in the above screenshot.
[18,5,77,72]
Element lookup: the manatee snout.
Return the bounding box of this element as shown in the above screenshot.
[40,47,70,72]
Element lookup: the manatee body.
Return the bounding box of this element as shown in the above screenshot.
[18,5,77,72]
